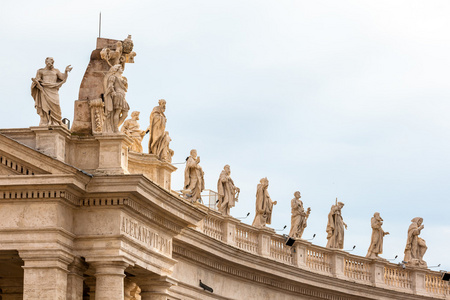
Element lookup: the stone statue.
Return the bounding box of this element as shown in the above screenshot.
[288,191,311,238]
[183,149,204,203]
[404,217,427,267]
[366,212,389,259]
[103,64,130,133]
[147,99,172,161]
[120,111,146,152]
[217,165,240,216]
[159,131,174,163]
[31,57,72,126]
[252,178,277,228]
[326,200,347,249]
[100,35,136,71]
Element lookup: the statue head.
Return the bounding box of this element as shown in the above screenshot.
[131,111,140,120]
[45,57,54,69]
[411,217,423,225]
[337,202,344,209]
[190,149,197,157]
[294,191,301,199]
[158,99,166,111]
[122,35,134,54]
[224,165,230,174]
[260,177,269,188]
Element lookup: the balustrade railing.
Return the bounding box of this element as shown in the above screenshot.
[194,203,447,298]
[384,266,412,289]
[235,224,258,254]
[344,257,371,282]
[306,247,332,274]
[426,273,450,296]
[202,214,223,241]
[270,235,293,265]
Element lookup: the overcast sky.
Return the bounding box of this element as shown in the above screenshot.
[1,0,450,271]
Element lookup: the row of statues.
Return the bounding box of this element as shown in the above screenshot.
[182,159,428,267]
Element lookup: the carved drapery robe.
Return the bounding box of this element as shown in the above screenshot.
[326,205,345,249]
[289,198,308,238]
[148,106,167,157]
[404,218,427,263]
[184,156,204,202]
[252,184,273,227]
[31,69,67,126]
[217,170,238,215]
[366,216,385,257]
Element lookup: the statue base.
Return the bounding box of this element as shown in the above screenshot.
[128,152,177,191]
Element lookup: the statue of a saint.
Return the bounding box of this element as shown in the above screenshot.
[288,191,311,238]
[404,217,427,267]
[366,212,389,258]
[183,149,204,203]
[31,57,72,126]
[217,165,240,216]
[252,178,277,228]
[103,64,129,133]
[147,99,169,160]
[325,200,347,249]
[120,111,146,152]
[159,131,174,163]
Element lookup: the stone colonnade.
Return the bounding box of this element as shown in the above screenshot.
[0,251,175,300]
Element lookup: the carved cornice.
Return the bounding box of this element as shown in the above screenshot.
[173,244,353,300]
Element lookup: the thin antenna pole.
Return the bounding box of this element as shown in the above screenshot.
[99,12,102,38]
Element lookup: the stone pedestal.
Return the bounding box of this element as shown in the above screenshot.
[134,275,178,300]
[369,258,388,288]
[96,134,133,174]
[293,240,310,268]
[128,152,177,190]
[30,125,71,161]
[222,216,240,247]
[20,251,73,300]
[329,249,346,280]
[257,227,275,258]
[91,261,128,300]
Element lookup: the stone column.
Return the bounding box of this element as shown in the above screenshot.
[67,257,89,300]
[0,277,23,300]
[20,250,73,300]
[91,261,128,300]
[134,275,178,300]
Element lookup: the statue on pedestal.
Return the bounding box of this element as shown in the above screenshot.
[217,165,240,216]
[183,149,204,203]
[103,64,129,133]
[147,99,173,162]
[252,178,277,228]
[31,57,72,126]
[288,191,311,238]
[404,217,427,267]
[120,111,146,152]
[366,212,389,259]
[326,200,347,249]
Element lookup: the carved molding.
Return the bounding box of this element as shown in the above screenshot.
[0,154,42,175]
[0,189,79,206]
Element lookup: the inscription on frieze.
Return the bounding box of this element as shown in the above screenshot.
[121,216,172,255]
